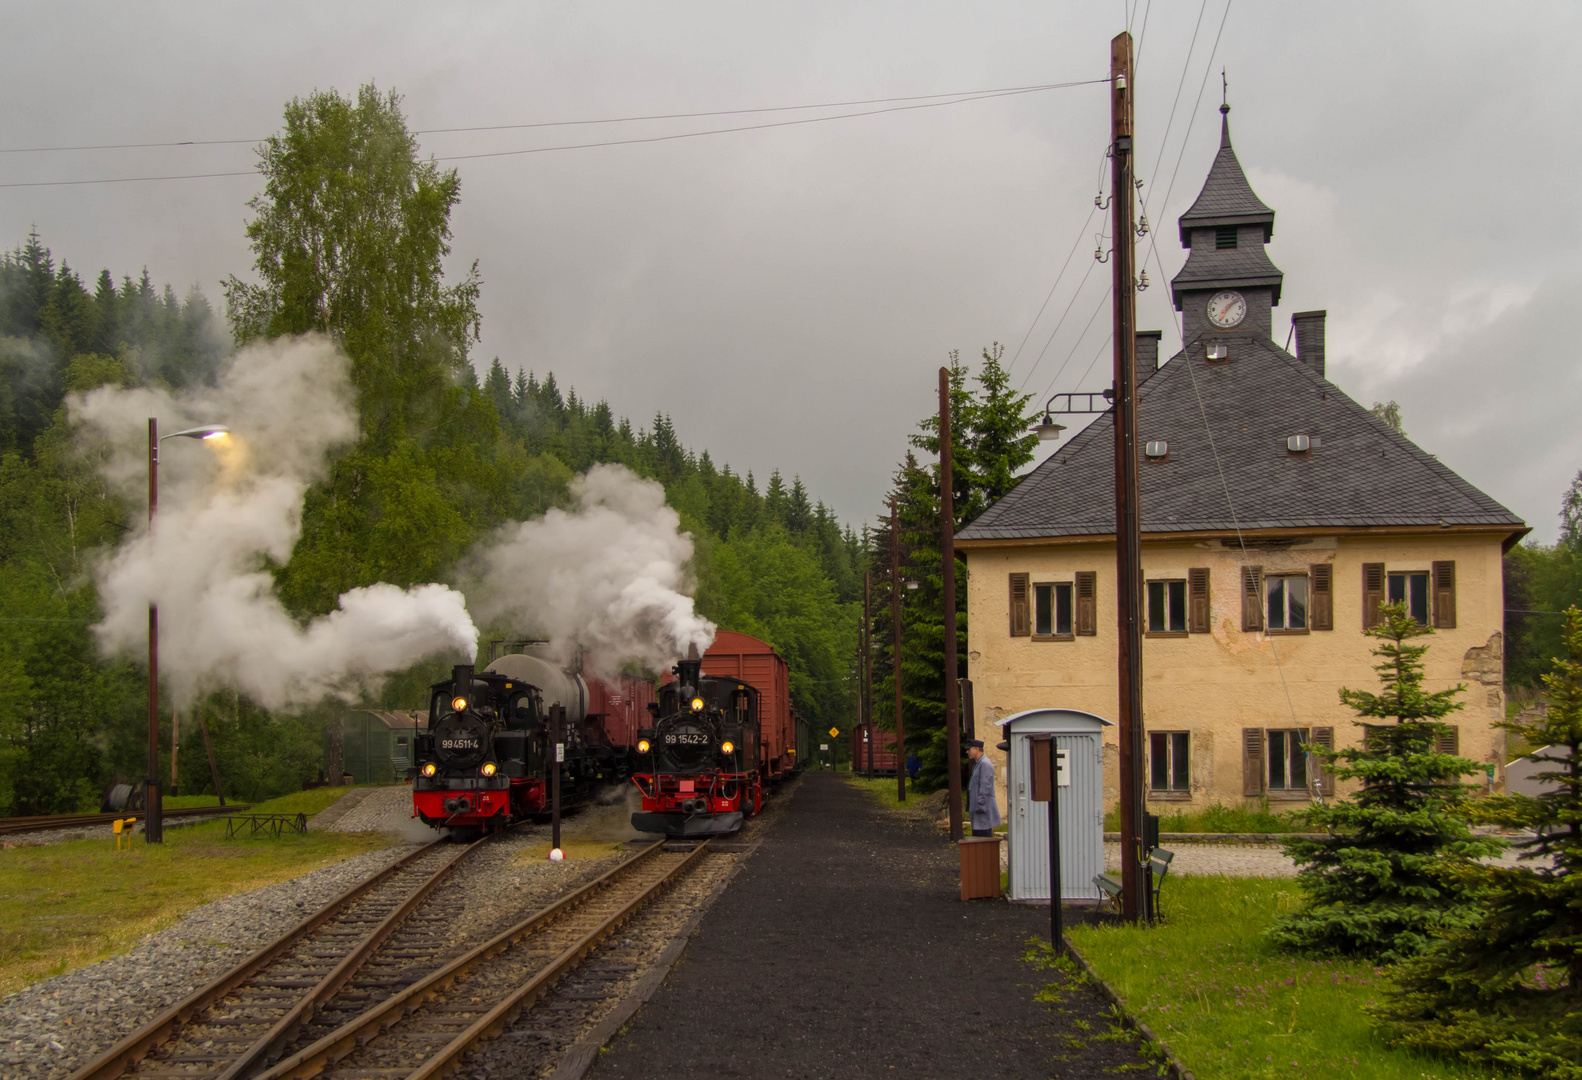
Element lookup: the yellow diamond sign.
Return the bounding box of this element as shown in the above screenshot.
[828,727,840,738]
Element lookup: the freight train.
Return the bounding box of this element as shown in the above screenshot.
[630,631,802,837]
[411,646,654,833]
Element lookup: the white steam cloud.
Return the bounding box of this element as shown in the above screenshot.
[73,335,478,709]
[466,463,715,677]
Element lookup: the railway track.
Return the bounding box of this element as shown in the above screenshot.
[68,837,480,1080]
[255,839,711,1080]
[0,805,252,837]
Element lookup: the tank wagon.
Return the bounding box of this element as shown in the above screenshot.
[412,648,653,832]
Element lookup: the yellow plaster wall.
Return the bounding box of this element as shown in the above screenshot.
[965,532,1507,817]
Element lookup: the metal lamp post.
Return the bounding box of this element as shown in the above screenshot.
[146,419,228,843]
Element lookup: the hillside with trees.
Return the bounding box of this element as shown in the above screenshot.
[0,85,862,814]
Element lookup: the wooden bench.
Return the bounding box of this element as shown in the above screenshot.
[1093,847,1174,915]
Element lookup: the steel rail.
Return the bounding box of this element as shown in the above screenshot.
[256,839,708,1080]
[67,836,464,1080]
[0,804,253,836]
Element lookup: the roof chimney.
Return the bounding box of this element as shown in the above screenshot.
[1291,310,1326,378]
[1136,330,1163,377]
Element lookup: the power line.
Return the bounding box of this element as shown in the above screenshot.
[0,79,1105,189]
[0,80,1100,155]
[1038,283,1113,400]
[1006,205,1096,374]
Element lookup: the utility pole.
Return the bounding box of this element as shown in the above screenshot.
[939,367,963,841]
[146,419,163,844]
[891,497,905,803]
[1109,31,1146,923]
[863,571,874,778]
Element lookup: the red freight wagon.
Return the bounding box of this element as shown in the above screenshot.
[851,723,899,775]
[667,631,796,779]
[582,673,655,750]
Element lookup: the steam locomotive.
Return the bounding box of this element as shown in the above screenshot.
[412,647,653,833]
[630,646,763,837]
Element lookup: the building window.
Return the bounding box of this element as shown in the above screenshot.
[1149,731,1190,793]
[1215,225,1238,250]
[1266,729,1309,792]
[1034,582,1074,638]
[1147,579,1188,634]
[1266,574,1309,632]
[1388,570,1430,625]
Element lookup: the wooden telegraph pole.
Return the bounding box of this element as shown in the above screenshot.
[939,367,963,841]
[891,497,905,803]
[863,571,874,777]
[1109,31,1146,923]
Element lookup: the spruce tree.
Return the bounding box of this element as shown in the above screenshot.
[1374,607,1582,1077]
[1268,602,1501,961]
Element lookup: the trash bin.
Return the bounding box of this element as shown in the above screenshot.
[959,837,1003,900]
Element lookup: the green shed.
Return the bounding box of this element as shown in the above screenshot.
[328,710,427,785]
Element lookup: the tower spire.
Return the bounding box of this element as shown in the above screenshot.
[1219,69,1231,148]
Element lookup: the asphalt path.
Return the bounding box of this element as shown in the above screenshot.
[589,770,1150,1079]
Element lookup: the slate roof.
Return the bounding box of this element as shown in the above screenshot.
[1177,108,1275,245]
[955,335,1525,543]
[1171,244,1284,308]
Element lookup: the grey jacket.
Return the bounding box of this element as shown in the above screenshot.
[967,755,1001,830]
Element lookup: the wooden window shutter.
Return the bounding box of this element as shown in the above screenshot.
[1009,573,1030,637]
[1363,562,1385,629]
[1432,561,1457,629]
[1310,563,1333,631]
[1242,728,1264,797]
[1188,568,1211,633]
[1309,726,1335,796]
[1075,571,1097,636]
[1240,565,1264,631]
[1435,725,1460,755]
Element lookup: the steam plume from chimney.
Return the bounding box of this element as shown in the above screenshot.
[464,464,715,677]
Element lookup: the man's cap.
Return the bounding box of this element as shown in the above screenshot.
[966,739,985,749]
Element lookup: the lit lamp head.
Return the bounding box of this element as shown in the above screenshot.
[1033,411,1066,443]
[165,424,230,442]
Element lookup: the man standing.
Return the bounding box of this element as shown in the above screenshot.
[965,739,1001,838]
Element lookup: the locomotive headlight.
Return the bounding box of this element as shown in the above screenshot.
[481,762,497,777]
[721,740,735,755]
[421,763,437,777]
[637,739,651,754]
[690,697,705,712]
[450,696,468,711]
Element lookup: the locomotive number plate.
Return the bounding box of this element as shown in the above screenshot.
[441,738,481,751]
[664,733,708,745]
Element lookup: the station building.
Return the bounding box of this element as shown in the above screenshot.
[955,106,1528,817]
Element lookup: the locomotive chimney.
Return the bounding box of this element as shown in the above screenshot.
[452,664,474,701]
[675,645,703,698]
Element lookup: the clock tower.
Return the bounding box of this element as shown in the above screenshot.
[1170,102,1282,345]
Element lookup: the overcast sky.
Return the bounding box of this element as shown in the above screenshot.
[5,2,1578,542]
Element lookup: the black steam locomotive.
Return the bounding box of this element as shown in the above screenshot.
[630,647,763,837]
[413,648,652,832]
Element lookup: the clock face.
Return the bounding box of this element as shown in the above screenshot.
[1207,291,1247,328]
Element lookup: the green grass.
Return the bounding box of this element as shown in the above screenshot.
[1104,802,1311,834]
[843,774,938,812]
[0,786,401,996]
[1066,876,1506,1080]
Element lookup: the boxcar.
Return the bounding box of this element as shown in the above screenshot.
[850,722,899,776]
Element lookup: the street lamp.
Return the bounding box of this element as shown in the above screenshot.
[145,420,228,843]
